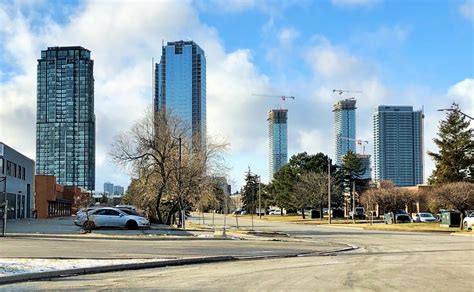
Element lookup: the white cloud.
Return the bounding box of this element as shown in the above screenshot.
[331,0,381,8]
[305,39,364,79]
[447,78,474,117]
[460,0,474,23]
[278,27,300,47]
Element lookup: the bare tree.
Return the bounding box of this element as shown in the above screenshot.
[111,109,229,225]
[433,182,474,215]
[360,181,415,215]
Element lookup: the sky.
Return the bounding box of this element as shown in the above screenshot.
[0,0,473,192]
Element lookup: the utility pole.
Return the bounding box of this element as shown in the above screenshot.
[175,137,184,230]
[327,157,331,224]
[352,181,356,224]
[258,175,262,219]
[1,176,6,237]
[223,195,227,238]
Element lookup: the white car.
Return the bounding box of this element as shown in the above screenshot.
[412,212,437,223]
[74,207,150,230]
[269,209,282,215]
[463,212,474,230]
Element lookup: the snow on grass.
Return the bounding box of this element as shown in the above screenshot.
[0,258,167,277]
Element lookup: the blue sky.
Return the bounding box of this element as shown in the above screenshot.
[0,0,473,192]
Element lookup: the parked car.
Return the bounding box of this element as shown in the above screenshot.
[74,207,150,230]
[412,212,437,223]
[349,207,366,220]
[463,212,474,230]
[436,209,449,222]
[269,209,282,215]
[384,210,411,224]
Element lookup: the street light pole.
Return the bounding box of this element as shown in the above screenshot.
[327,157,331,224]
[352,181,356,224]
[1,176,7,237]
[178,137,184,230]
[438,106,473,120]
[258,175,262,220]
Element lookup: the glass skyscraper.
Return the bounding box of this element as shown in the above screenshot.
[36,46,95,190]
[154,40,206,147]
[356,153,372,180]
[334,98,357,165]
[373,106,424,186]
[268,109,288,179]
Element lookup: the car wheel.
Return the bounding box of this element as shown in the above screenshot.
[126,220,138,230]
[83,220,95,231]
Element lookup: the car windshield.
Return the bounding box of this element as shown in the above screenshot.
[420,213,433,217]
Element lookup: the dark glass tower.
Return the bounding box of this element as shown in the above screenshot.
[373,106,424,186]
[334,98,357,165]
[154,40,206,147]
[36,46,95,190]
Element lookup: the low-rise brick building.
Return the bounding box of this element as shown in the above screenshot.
[35,175,91,218]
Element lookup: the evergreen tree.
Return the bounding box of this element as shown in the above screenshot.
[242,172,259,214]
[428,104,474,184]
[342,150,370,205]
[270,152,344,213]
[272,164,297,212]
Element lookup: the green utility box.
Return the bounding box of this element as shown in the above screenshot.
[441,212,461,227]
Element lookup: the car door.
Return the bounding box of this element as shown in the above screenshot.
[106,209,126,227]
[92,209,108,227]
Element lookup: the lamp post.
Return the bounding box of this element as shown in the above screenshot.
[438,106,473,120]
[172,136,184,230]
[327,157,331,224]
[1,176,7,236]
[258,175,262,220]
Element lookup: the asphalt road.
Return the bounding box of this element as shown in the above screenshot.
[2,214,473,291]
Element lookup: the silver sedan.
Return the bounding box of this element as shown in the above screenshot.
[74,207,150,230]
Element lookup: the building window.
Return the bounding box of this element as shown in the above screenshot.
[6,161,12,176]
[0,158,3,175]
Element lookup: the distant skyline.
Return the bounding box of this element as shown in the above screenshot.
[0,0,472,191]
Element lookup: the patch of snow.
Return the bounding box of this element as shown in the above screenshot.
[0,258,167,277]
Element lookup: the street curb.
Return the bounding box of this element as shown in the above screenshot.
[5,233,231,241]
[0,256,236,286]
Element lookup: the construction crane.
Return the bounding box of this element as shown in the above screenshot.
[252,93,295,101]
[332,89,362,97]
[340,136,369,154]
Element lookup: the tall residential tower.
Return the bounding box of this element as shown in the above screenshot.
[36,46,95,190]
[268,109,288,179]
[154,40,206,147]
[334,98,357,165]
[373,106,424,186]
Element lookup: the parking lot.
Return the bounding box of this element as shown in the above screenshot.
[3,217,204,237]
